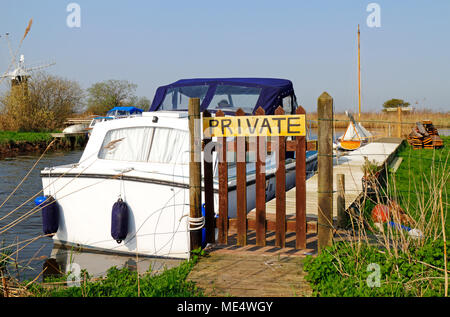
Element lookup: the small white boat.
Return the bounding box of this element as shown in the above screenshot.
[87,106,143,131]
[39,78,318,259]
[337,111,372,151]
[62,123,90,134]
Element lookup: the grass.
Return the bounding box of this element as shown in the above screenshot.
[0,131,54,145]
[23,250,205,297]
[304,240,449,297]
[390,136,449,236]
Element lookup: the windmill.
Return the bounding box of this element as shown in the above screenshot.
[0,19,55,92]
[1,35,55,90]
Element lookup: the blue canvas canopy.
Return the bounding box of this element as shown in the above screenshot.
[149,78,297,115]
[106,106,143,116]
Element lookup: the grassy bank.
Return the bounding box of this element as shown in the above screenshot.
[0,131,87,158]
[0,131,54,144]
[360,136,449,235]
[390,136,449,236]
[304,137,449,297]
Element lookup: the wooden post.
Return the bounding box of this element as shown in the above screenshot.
[255,107,266,246]
[296,106,307,249]
[275,106,286,248]
[235,109,247,246]
[69,136,76,151]
[317,92,334,253]
[397,106,402,138]
[358,24,361,122]
[202,110,215,244]
[216,110,228,244]
[188,98,202,250]
[337,174,346,229]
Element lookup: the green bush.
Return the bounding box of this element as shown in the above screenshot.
[303,240,448,297]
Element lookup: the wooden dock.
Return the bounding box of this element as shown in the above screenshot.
[187,252,313,297]
[50,132,87,138]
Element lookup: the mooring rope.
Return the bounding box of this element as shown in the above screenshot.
[0,152,99,233]
[0,138,57,213]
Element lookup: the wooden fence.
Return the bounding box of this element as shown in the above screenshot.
[202,106,314,250]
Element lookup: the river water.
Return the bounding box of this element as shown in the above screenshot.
[0,150,182,282]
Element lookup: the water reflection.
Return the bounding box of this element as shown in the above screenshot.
[43,246,184,280]
[0,150,84,281]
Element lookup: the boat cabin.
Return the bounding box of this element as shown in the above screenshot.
[149,78,298,115]
[106,106,143,117]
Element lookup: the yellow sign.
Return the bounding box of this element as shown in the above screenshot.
[203,115,306,137]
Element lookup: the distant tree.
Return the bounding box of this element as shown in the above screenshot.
[382,98,410,111]
[0,72,84,131]
[86,79,138,115]
[126,96,151,110]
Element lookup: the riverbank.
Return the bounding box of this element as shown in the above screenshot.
[0,131,87,159]
[304,136,449,297]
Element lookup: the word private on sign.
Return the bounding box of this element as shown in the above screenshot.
[203,113,306,137]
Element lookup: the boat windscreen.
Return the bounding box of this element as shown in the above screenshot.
[160,85,209,111]
[208,84,262,113]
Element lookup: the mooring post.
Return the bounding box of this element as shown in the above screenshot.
[317,92,334,253]
[337,174,346,229]
[188,98,202,251]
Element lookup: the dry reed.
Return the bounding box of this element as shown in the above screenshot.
[307,110,450,138]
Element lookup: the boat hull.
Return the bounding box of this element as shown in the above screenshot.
[40,154,317,258]
[339,140,363,150]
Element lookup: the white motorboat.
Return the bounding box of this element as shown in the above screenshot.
[39,78,318,259]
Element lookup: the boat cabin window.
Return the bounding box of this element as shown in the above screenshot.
[209,85,261,113]
[160,85,209,111]
[107,110,128,117]
[98,127,189,164]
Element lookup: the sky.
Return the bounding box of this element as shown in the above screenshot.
[1,0,449,113]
